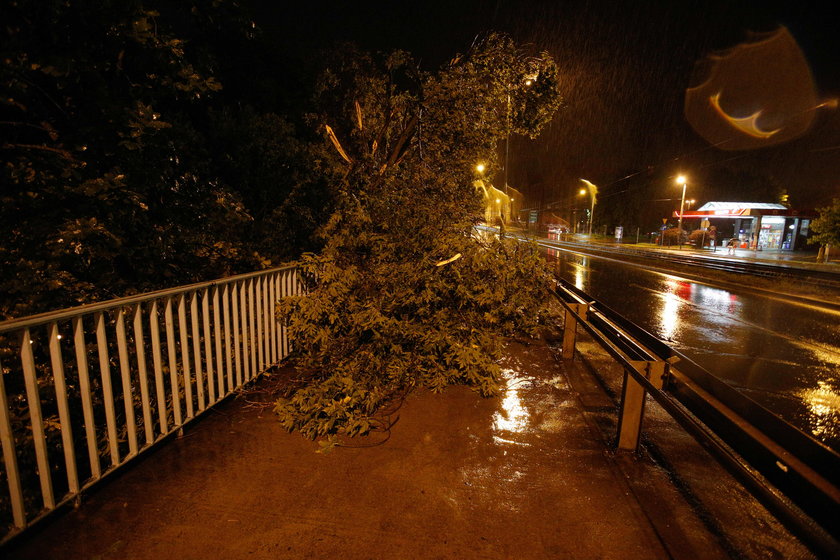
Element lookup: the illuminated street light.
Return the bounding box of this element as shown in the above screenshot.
[476,163,486,173]
[676,175,688,249]
[579,179,598,236]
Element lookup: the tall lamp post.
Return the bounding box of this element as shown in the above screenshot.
[676,175,687,249]
[504,76,536,198]
[579,179,598,236]
[504,91,510,198]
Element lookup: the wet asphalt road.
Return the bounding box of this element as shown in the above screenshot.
[544,246,840,453]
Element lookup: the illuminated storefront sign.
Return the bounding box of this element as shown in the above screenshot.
[667,202,815,250]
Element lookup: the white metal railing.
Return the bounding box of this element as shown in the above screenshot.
[0,265,300,541]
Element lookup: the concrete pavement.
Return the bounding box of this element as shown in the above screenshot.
[3,338,813,559]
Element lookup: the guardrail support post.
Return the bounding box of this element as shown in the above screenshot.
[561,303,588,360]
[616,360,667,451]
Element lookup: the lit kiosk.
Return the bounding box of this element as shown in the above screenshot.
[675,202,816,250]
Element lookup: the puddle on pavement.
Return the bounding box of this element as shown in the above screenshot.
[452,342,588,513]
[492,367,534,441]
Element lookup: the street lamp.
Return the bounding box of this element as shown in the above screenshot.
[676,175,687,249]
[579,179,598,236]
[476,163,486,174]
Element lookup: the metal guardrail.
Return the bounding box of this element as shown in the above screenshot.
[0,265,300,543]
[554,278,840,556]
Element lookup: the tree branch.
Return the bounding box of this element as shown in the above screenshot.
[1,143,75,160]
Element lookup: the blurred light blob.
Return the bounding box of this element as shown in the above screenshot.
[685,27,831,150]
[708,92,781,138]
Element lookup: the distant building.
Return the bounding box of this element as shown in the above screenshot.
[474,180,522,226]
[673,202,815,250]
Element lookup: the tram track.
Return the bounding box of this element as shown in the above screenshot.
[475,225,840,310]
[538,237,840,289]
[524,235,840,310]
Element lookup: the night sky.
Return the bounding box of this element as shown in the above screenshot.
[251,0,840,210]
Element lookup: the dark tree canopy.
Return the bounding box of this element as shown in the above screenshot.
[810,198,840,248]
[0,1,331,319]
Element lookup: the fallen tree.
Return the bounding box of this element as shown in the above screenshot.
[274,34,564,448]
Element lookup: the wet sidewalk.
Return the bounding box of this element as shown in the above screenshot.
[2,340,802,559]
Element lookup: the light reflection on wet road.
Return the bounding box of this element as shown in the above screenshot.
[544,247,840,452]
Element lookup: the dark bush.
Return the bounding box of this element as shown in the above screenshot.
[689,229,713,248]
[661,227,686,246]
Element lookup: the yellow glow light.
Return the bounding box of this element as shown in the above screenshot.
[476,163,485,173]
[676,175,686,184]
[579,188,586,195]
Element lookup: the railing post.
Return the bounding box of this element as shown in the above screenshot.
[0,356,26,528]
[616,360,667,451]
[561,303,588,359]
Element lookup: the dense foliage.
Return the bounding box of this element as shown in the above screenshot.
[688,228,714,248]
[0,0,331,319]
[661,227,686,246]
[809,198,840,247]
[274,35,564,446]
